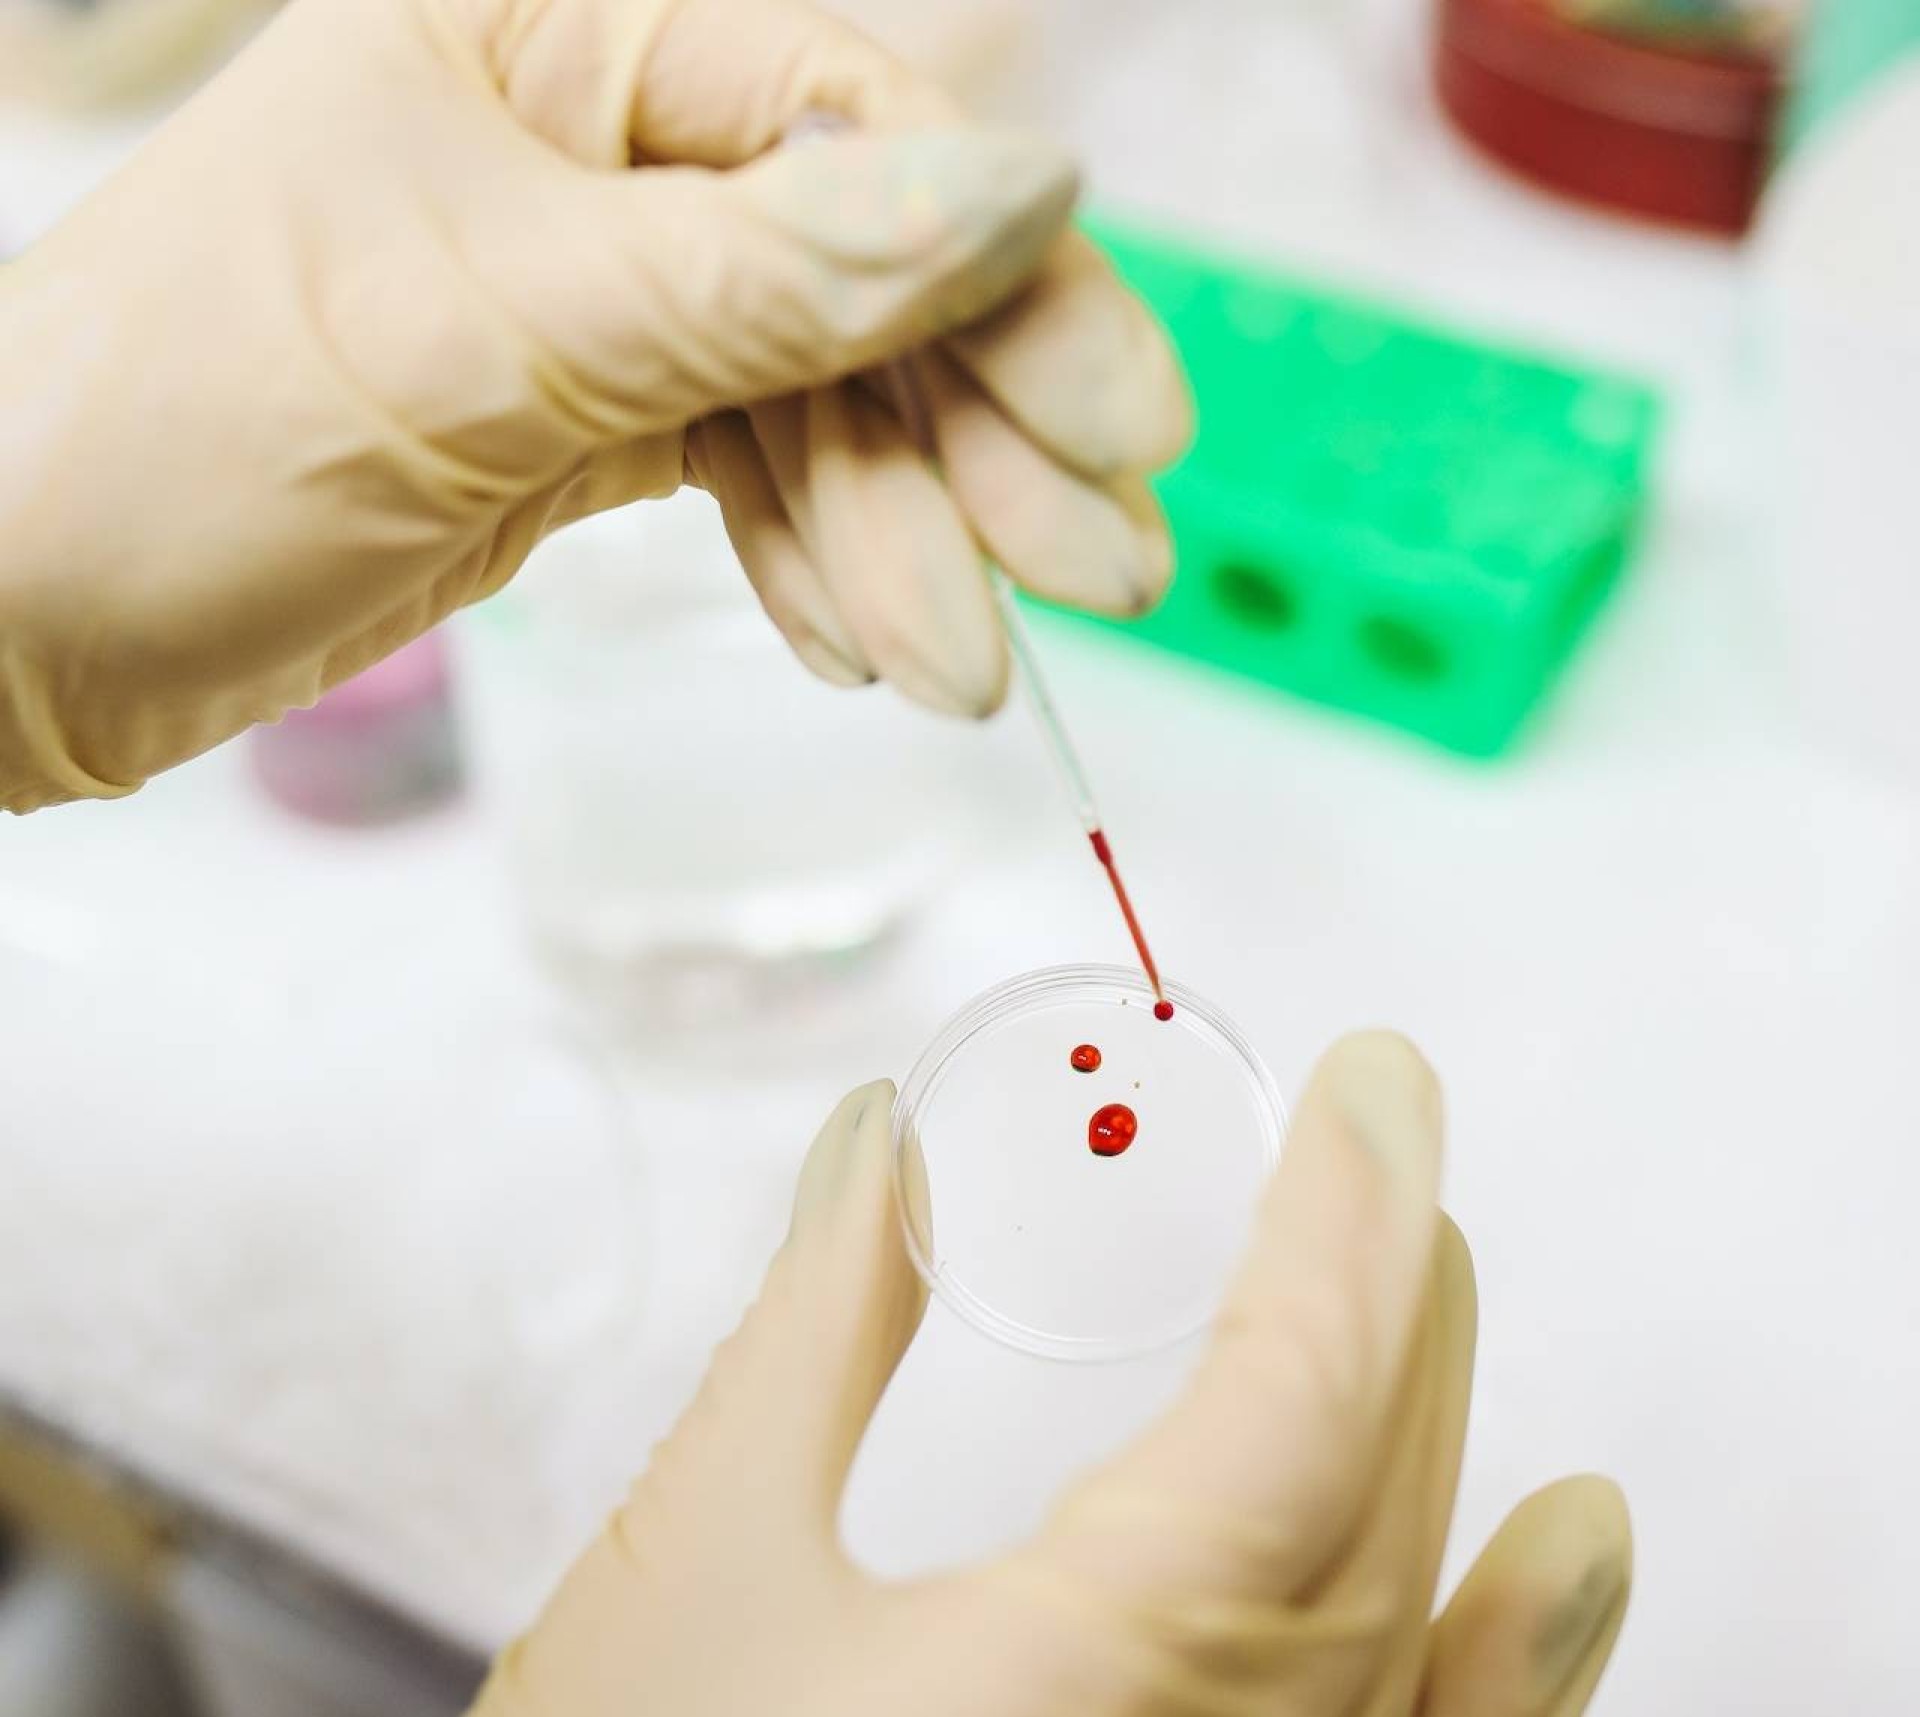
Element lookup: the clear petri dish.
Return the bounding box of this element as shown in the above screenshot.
[894,964,1286,1363]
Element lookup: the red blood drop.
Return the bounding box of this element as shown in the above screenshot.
[1069,1043,1102,1073]
[1152,1000,1176,1022]
[1088,1102,1138,1158]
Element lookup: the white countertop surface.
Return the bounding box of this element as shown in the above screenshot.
[5,3,1920,1713]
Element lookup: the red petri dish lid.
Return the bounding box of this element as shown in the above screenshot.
[1435,0,1784,234]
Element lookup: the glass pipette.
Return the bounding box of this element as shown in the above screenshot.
[784,114,1173,1009]
[985,564,1170,1012]
[887,353,1171,1013]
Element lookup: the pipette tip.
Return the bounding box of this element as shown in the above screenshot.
[1087,826,1170,1012]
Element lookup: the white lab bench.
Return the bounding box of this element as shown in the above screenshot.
[5,3,1920,1713]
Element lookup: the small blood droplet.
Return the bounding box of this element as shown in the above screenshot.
[1069,1043,1102,1073]
[1152,1000,1175,1022]
[1088,1102,1138,1158]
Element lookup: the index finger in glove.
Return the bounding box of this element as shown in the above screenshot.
[946,230,1193,481]
[757,379,1007,717]
[908,347,1172,617]
[1262,1216,1476,1713]
[1041,1032,1445,1599]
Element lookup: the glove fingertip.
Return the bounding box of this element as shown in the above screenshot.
[1315,1028,1445,1201]
[1548,1474,1634,1590]
[1506,1476,1634,1705]
[753,126,1078,341]
[791,1078,897,1224]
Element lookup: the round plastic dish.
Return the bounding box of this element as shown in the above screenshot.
[893,964,1286,1363]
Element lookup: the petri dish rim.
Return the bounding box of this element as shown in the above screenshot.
[892,962,1287,1364]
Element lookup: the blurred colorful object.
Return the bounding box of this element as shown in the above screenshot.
[1072,219,1662,758]
[247,632,462,827]
[1434,0,1786,233]
[1555,0,1800,52]
[1777,0,1920,152]
[0,0,270,111]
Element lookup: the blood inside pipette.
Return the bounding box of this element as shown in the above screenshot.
[1087,828,1174,1019]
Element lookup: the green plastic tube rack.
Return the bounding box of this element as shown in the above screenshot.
[1070,218,1663,757]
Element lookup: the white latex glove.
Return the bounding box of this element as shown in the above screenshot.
[0,0,1189,813]
[471,1034,1631,1717]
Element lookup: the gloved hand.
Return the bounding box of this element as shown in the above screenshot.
[0,0,268,111]
[0,0,1189,813]
[471,1034,1631,1717]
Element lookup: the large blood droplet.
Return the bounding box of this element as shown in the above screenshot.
[1088,1102,1138,1158]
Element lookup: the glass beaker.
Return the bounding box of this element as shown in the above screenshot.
[453,494,1005,1032]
